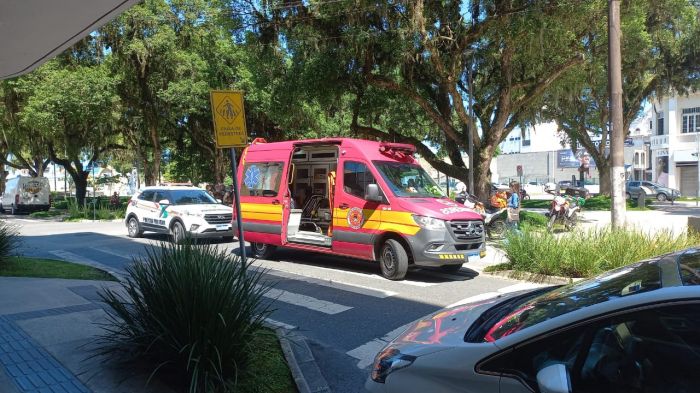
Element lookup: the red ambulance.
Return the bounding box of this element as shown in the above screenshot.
[235,138,486,280]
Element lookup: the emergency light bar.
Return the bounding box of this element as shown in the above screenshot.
[379,142,416,156]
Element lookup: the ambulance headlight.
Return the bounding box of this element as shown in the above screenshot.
[412,215,445,230]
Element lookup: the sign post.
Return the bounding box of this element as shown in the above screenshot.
[210,90,248,263]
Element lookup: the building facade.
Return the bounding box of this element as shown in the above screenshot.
[650,92,700,196]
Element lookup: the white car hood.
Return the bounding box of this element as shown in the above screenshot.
[171,204,232,215]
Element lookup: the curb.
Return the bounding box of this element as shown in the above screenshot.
[483,269,584,285]
[274,328,331,393]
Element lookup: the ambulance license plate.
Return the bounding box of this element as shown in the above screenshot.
[216,224,230,231]
[466,253,480,263]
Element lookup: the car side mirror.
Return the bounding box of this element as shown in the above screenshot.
[217,199,223,204]
[536,364,571,393]
[158,199,170,205]
[366,184,382,202]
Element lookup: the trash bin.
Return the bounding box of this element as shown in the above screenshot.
[637,193,645,209]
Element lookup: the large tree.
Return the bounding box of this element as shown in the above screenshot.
[19,62,121,206]
[243,0,602,198]
[545,0,700,195]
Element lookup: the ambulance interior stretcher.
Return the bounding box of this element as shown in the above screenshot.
[286,145,338,246]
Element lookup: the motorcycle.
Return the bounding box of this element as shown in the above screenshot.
[546,194,582,231]
[456,192,508,239]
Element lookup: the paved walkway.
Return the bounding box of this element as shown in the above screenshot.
[0,277,173,393]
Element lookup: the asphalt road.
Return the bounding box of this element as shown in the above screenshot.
[6,215,538,393]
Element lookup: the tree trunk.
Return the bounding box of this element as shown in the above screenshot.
[597,162,611,196]
[474,147,494,201]
[213,148,225,184]
[73,173,89,207]
[149,124,161,186]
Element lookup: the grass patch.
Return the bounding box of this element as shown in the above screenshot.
[0,256,116,280]
[524,196,654,211]
[238,330,296,393]
[496,227,700,278]
[29,210,65,218]
[521,199,550,209]
[64,199,125,221]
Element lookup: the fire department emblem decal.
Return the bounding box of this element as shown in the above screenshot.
[347,207,364,229]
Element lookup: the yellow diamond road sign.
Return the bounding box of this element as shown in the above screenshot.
[210,90,248,148]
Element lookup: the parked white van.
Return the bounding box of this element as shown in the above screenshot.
[1,176,51,214]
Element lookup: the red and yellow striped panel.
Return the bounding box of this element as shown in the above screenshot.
[333,208,419,236]
[241,203,283,222]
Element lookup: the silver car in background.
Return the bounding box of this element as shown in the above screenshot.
[366,248,700,393]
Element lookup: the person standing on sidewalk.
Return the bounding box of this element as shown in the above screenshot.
[507,181,521,230]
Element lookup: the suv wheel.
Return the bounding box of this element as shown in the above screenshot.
[656,193,668,202]
[171,221,187,244]
[127,217,143,238]
[379,239,408,280]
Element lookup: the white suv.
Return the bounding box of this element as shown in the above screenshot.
[125,186,234,242]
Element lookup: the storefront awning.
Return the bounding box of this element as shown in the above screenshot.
[674,150,700,163]
[0,0,140,79]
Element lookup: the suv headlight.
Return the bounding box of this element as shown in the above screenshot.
[412,215,445,230]
[371,347,417,383]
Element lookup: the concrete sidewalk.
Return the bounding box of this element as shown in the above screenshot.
[0,277,173,393]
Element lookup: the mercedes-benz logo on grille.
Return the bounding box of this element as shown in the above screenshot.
[456,222,484,237]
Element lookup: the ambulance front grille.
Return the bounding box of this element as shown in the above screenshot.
[448,220,485,241]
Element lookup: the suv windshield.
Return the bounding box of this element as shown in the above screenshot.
[374,161,445,198]
[169,189,217,205]
[468,260,662,342]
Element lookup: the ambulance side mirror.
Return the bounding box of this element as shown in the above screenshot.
[366,184,382,202]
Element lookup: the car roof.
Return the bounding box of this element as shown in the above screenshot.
[138,186,204,191]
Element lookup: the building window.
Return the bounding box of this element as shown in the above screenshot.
[656,112,664,135]
[682,107,700,134]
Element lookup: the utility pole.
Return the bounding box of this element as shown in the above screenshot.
[609,0,626,228]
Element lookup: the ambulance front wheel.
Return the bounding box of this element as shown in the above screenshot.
[380,239,409,280]
[251,242,276,259]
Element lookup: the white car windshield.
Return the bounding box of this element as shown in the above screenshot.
[169,190,217,205]
[467,260,662,343]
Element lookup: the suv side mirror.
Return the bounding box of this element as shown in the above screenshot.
[536,364,571,393]
[158,199,170,205]
[366,184,382,202]
[217,199,223,204]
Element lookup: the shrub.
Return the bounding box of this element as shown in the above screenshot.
[52,200,69,210]
[499,227,700,278]
[520,210,548,227]
[98,242,272,392]
[0,221,19,265]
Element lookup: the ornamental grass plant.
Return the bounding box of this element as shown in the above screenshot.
[98,241,273,392]
[499,227,700,278]
[0,220,19,265]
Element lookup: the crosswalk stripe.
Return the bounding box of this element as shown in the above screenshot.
[49,250,125,279]
[256,267,397,299]
[262,287,353,315]
[346,322,414,369]
[264,318,296,330]
[254,259,435,287]
[445,282,549,308]
[89,247,134,260]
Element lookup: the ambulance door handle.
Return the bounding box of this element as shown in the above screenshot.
[271,199,280,205]
[339,203,349,209]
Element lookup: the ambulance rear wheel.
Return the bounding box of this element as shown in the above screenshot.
[380,239,408,281]
[251,242,276,259]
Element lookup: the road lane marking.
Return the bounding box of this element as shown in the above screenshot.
[264,318,296,330]
[346,322,414,369]
[255,267,397,299]
[261,287,353,315]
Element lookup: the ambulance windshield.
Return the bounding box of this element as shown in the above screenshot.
[374,162,445,198]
